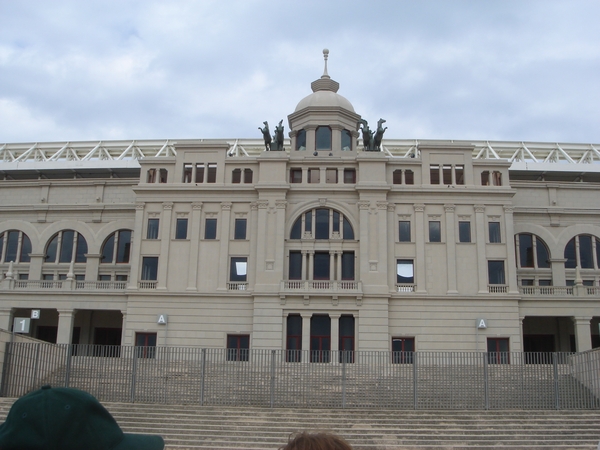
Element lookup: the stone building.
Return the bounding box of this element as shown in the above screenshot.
[1,56,599,357]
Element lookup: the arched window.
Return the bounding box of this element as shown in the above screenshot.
[564,235,600,269]
[515,234,550,268]
[0,230,31,263]
[315,127,331,151]
[101,230,132,264]
[290,208,354,240]
[45,230,88,263]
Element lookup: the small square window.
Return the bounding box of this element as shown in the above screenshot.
[204,218,217,239]
[159,169,168,183]
[308,168,320,183]
[146,168,156,183]
[344,169,356,184]
[207,164,217,183]
[141,257,158,281]
[429,221,441,242]
[326,168,338,183]
[231,169,241,183]
[234,219,247,240]
[290,168,302,183]
[183,164,193,183]
[430,165,440,184]
[399,221,411,242]
[195,164,205,183]
[488,260,505,285]
[175,218,188,240]
[227,334,249,361]
[458,221,471,243]
[147,219,159,240]
[392,337,414,364]
[243,169,253,183]
[396,260,414,284]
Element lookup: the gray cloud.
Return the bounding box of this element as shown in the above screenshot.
[0,0,598,144]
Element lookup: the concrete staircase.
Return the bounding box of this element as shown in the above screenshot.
[1,399,600,449]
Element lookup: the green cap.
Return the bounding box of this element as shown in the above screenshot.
[0,385,164,450]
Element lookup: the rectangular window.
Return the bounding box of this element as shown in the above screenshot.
[230,257,247,282]
[313,252,330,280]
[392,337,415,364]
[135,332,157,358]
[326,168,337,183]
[341,252,355,280]
[308,168,320,183]
[343,168,356,184]
[286,315,302,362]
[227,334,249,362]
[310,315,331,363]
[289,251,303,280]
[458,221,471,243]
[405,170,414,185]
[393,169,402,184]
[141,257,158,280]
[489,222,501,243]
[234,219,247,240]
[481,171,490,186]
[487,337,509,364]
[442,165,452,185]
[231,169,241,183]
[243,168,253,183]
[159,169,168,183]
[315,209,329,239]
[430,165,440,184]
[175,218,188,240]
[195,164,205,183]
[493,171,502,186]
[204,218,217,239]
[146,168,156,183]
[399,221,411,242]
[488,260,505,285]
[147,219,159,239]
[183,163,193,183]
[396,260,414,284]
[429,221,441,242]
[290,168,302,183]
[520,279,534,286]
[455,165,464,185]
[339,315,355,363]
[207,163,217,183]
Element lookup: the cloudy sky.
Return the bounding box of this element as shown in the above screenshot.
[1,0,599,145]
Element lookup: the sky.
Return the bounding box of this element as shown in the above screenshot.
[0,0,599,145]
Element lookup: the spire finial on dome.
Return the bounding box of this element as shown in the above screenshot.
[322,48,330,79]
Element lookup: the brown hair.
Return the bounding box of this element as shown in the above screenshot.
[279,431,353,450]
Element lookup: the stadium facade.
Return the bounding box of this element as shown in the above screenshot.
[1,54,599,358]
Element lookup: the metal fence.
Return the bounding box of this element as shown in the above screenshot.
[2,343,600,410]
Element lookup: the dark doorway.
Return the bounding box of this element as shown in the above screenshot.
[310,315,331,363]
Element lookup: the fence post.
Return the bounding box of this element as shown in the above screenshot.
[342,353,346,409]
[483,352,489,410]
[130,347,138,403]
[64,344,73,388]
[200,348,206,406]
[413,352,418,409]
[32,343,41,390]
[553,353,560,410]
[270,350,276,408]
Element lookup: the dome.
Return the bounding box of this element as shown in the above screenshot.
[294,90,355,113]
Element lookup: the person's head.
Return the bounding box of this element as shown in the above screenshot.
[279,431,353,450]
[0,385,164,450]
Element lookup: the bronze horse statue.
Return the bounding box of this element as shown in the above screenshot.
[259,121,271,151]
[373,118,387,151]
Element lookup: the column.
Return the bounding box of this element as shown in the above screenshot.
[274,201,287,275]
[157,202,173,290]
[575,317,592,352]
[445,204,458,294]
[329,251,336,282]
[414,204,426,293]
[358,201,371,276]
[186,202,202,291]
[503,206,518,294]
[301,313,311,353]
[0,308,13,331]
[249,202,259,286]
[387,204,396,289]
[308,251,314,281]
[474,205,488,293]
[335,251,342,281]
[255,200,269,282]
[84,254,101,281]
[128,203,145,289]
[56,309,75,344]
[120,311,129,346]
[330,314,340,353]
[217,202,232,289]
[376,201,388,280]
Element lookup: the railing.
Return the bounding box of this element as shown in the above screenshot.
[11,280,127,291]
[281,280,362,292]
[488,285,508,293]
[227,282,248,291]
[138,281,157,289]
[2,344,599,410]
[395,284,416,292]
[520,286,574,296]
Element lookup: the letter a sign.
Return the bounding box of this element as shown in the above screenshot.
[157,314,168,324]
[477,318,487,329]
